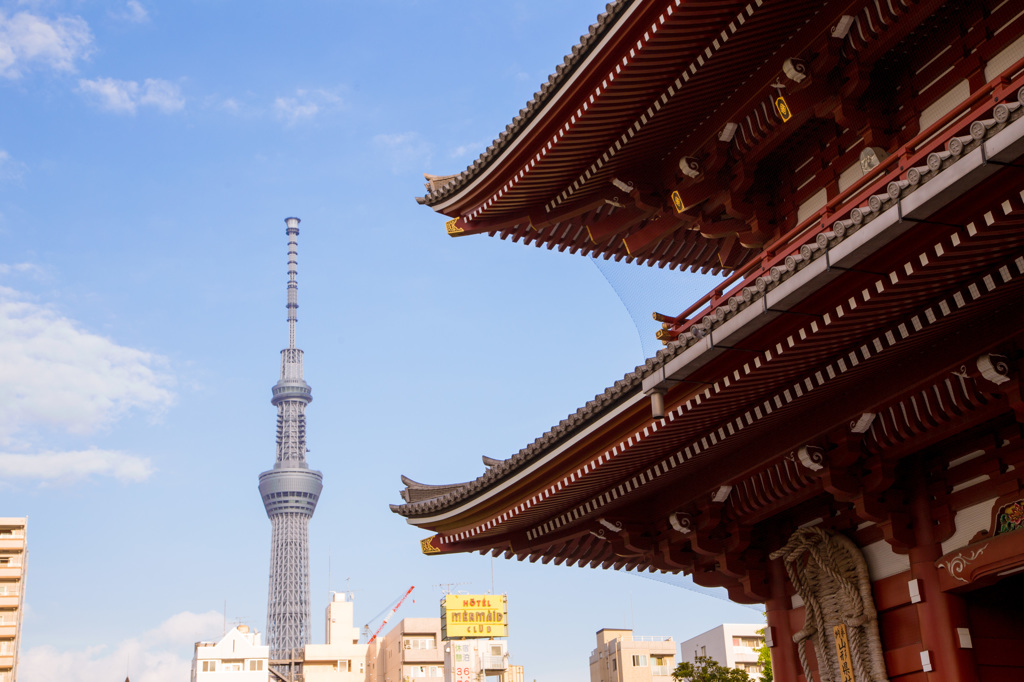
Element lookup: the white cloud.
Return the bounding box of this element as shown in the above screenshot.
[0,149,27,182]
[274,96,319,124]
[76,76,138,112]
[273,87,344,125]
[449,141,487,159]
[138,78,185,112]
[0,10,93,79]
[373,131,433,174]
[116,0,150,24]
[0,448,153,483]
[0,284,175,445]
[0,262,41,276]
[77,77,184,114]
[19,610,225,682]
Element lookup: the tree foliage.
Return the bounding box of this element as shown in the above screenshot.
[671,656,749,682]
[757,627,773,682]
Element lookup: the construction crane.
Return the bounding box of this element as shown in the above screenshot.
[364,585,415,644]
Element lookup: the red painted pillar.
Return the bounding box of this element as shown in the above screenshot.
[910,465,977,681]
[767,555,801,682]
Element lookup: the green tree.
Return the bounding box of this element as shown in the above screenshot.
[672,656,749,682]
[756,627,773,682]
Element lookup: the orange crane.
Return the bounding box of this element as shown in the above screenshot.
[365,585,415,644]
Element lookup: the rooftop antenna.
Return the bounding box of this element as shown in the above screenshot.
[433,582,471,595]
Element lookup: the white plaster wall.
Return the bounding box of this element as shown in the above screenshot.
[918,80,970,132]
[984,30,1024,82]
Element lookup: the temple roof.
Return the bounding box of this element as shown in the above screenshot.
[416,0,632,207]
[415,0,848,273]
[395,79,1024,535]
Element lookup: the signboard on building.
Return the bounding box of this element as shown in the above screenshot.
[445,640,477,682]
[441,594,508,639]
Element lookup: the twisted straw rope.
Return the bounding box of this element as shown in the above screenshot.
[770,527,889,682]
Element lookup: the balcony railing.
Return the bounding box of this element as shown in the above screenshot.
[652,665,672,676]
[481,655,506,670]
[658,52,1024,341]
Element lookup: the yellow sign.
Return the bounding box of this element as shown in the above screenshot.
[671,190,685,214]
[445,218,464,235]
[420,535,441,555]
[442,594,508,638]
[833,623,855,682]
[775,95,792,122]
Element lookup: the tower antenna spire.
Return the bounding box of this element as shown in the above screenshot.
[285,216,299,349]
[259,217,323,669]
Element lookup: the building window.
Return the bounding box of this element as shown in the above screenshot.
[700,646,706,657]
[404,636,436,650]
[632,655,648,667]
[201,660,217,672]
[733,636,763,648]
[612,659,617,671]
[248,660,264,671]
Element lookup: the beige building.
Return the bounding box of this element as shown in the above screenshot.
[303,592,368,681]
[589,629,675,682]
[0,519,27,682]
[678,624,765,680]
[191,624,269,682]
[191,593,367,682]
[366,618,444,682]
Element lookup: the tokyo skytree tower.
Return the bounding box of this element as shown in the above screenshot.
[258,217,323,661]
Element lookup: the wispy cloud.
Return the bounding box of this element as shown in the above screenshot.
[0,150,27,182]
[0,448,153,484]
[0,284,175,446]
[373,131,433,174]
[274,96,318,124]
[449,141,487,159]
[20,610,225,682]
[114,0,150,24]
[0,262,43,277]
[0,10,93,79]
[273,87,344,126]
[77,77,184,114]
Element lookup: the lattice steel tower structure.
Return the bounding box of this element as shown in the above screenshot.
[258,217,323,661]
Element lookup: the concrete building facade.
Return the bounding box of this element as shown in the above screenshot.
[589,629,675,682]
[303,592,368,682]
[0,519,26,682]
[367,618,444,682]
[678,624,765,680]
[191,625,269,682]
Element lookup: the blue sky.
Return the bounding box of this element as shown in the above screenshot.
[0,2,759,680]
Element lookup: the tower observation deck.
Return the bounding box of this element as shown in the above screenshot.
[258,217,322,662]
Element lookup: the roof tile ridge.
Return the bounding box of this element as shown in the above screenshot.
[417,0,635,207]
[393,338,686,516]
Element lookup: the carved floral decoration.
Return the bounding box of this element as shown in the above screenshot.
[938,545,988,583]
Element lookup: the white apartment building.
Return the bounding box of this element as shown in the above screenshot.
[678,624,765,680]
[303,592,368,681]
[589,629,675,682]
[0,519,27,682]
[191,624,269,682]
